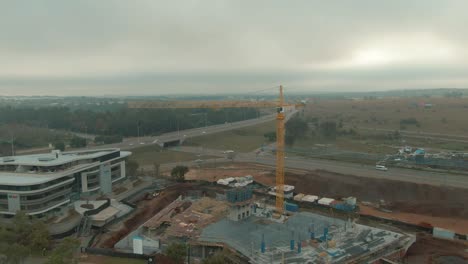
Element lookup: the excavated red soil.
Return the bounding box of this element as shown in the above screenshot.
[189,163,468,219]
[98,183,196,248]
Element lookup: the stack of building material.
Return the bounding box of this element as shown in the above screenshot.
[294,193,305,201]
[217,177,235,186]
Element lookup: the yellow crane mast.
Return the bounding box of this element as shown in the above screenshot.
[128,85,298,215]
[275,86,285,215]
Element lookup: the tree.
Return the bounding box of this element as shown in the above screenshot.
[285,134,295,146]
[319,121,337,139]
[94,135,123,144]
[0,211,51,263]
[171,166,189,182]
[284,116,308,146]
[164,243,187,264]
[45,237,80,264]
[126,160,139,177]
[3,243,29,264]
[54,142,65,151]
[285,117,308,139]
[153,162,160,177]
[263,131,276,142]
[30,220,50,252]
[69,136,86,148]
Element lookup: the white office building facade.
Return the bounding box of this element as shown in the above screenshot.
[0,148,131,217]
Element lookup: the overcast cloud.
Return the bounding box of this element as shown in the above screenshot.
[0,1,467,95]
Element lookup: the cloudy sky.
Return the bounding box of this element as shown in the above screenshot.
[1,1,467,96]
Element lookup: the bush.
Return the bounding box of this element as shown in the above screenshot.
[263,131,276,142]
[126,160,139,177]
[164,243,187,264]
[399,118,419,126]
[54,142,65,151]
[171,166,189,182]
[69,136,86,148]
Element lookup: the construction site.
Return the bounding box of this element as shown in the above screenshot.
[78,86,468,264]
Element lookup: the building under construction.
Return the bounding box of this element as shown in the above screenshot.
[113,186,415,263]
[199,210,415,263]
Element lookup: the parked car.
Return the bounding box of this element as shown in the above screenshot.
[375,165,388,171]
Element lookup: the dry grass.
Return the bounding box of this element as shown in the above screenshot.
[306,97,468,134]
[183,120,275,152]
[129,144,202,166]
[297,97,468,153]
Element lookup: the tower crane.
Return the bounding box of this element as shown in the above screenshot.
[128,85,302,215]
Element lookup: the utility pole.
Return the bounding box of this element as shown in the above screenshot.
[204,112,207,127]
[10,136,15,156]
[85,125,88,148]
[177,118,180,136]
[137,121,140,143]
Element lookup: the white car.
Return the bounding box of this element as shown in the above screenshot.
[375,165,388,171]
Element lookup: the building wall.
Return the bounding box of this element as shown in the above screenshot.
[0,177,74,216]
[228,204,252,221]
[0,150,129,217]
[99,162,112,194]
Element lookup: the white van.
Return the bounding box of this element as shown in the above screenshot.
[375,165,388,171]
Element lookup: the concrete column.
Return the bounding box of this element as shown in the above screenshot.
[81,173,88,192]
[120,161,126,179]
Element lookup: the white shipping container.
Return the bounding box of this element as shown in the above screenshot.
[318,197,335,206]
[433,227,455,240]
[302,195,319,203]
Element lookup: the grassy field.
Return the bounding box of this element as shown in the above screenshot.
[305,97,468,135]
[183,120,275,152]
[129,144,204,166]
[295,97,468,154]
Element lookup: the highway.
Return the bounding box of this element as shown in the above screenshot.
[83,108,468,190]
[90,109,297,151]
[172,146,468,189]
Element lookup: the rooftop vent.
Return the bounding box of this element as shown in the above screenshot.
[2,157,15,162]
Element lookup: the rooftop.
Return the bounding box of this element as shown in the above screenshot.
[0,148,128,167]
[0,148,130,186]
